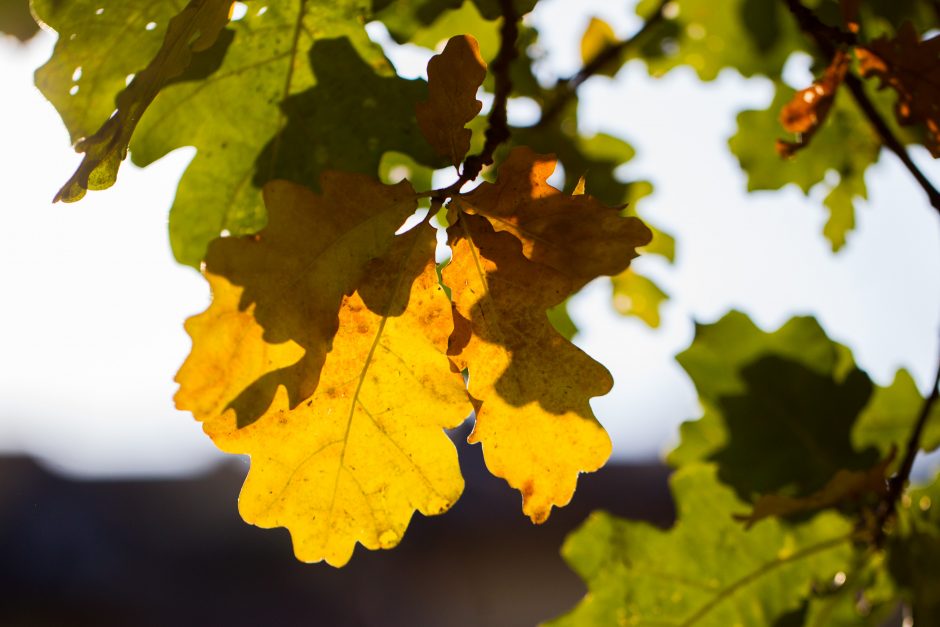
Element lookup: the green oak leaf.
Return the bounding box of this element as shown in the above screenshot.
[670,312,883,501]
[547,464,855,627]
[252,38,440,194]
[853,369,940,461]
[730,83,881,251]
[35,0,442,266]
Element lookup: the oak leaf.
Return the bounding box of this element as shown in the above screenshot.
[416,34,487,166]
[457,146,652,279]
[445,214,614,522]
[177,220,470,566]
[857,22,940,157]
[777,50,850,158]
[200,175,421,426]
[54,0,233,202]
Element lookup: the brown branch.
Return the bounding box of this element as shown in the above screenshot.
[873,346,940,545]
[783,0,940,213]
[433,0,519,200]
[536,0,671,129]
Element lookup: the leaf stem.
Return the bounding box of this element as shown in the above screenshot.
[873,344,940,545]
[782,0,940,214]
[535,0,671,130]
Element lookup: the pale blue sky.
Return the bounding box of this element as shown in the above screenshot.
[1,0,938,477]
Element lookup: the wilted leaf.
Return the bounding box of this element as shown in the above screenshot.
[736,454,892,528]
[53,0,233,202]
[417,34,487,166]
[857,22,940,157]
[445,214,615,522]
[178,218,471,566]
[777,50,850,158]
[548,464,855,626]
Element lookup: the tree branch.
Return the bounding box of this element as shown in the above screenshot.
[872,347,940,545]
[782,0,940,213]
[535,0,671,129]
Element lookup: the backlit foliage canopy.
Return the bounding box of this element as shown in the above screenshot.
[13,0,940,623]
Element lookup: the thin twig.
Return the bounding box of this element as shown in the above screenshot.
[873,346,940,545]
[433,0,520,200]
[536,0,671,129]
[783,0,940,213]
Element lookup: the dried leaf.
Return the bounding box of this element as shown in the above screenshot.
[735,453,893,528]
[54,0,232,202]
[777,50,850,158]
[416,34,487,166]
[177,224,470,566]
[857,22,940,157]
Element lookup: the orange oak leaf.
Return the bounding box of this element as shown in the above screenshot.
[445,214,615,523]
[55,0,233,202]
[456,146,652,279]
[857,22,940,157]
[201,175,420,427]
[177,225,471,566]
[416,34,487,166]
[777,50,850,158]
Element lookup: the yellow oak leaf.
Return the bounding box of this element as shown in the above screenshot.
[202,175,420,426]
[55,0,233,202]
[456,146,652,279]
[444,214,614,523]
[416,35,487,166]
[177,225,470,566]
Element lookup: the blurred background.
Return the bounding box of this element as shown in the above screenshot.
[1,0,938,624]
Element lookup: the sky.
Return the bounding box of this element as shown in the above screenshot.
[1,0,938,478]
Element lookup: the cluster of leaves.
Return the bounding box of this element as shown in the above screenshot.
[12,0,940,621]
[26,0,659,566]
[550,312,940,626]
[576,0,939,251]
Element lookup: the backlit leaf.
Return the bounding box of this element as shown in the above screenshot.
[548,464,855,626]
[731,82,881,251]
[671,312,880,500]
[51,0,233,202]
[198,174,421,426]
[857,22,940,157]
[445,214,615,523]
[777,50,850,158]
[177,209,471,566]
[416,34,487,166]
